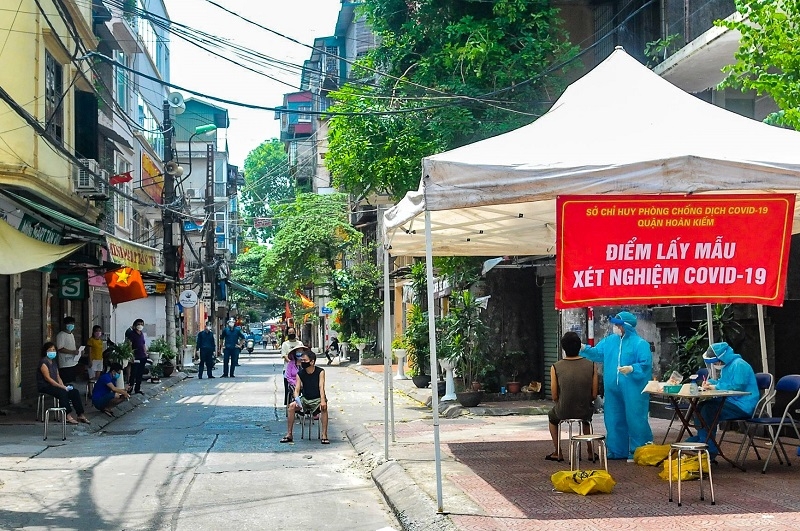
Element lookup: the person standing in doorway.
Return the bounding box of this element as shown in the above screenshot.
[195,321,217,379]
[56,316,81,384]
[125,318,148,395]
[219,318,245,378]
[86,325,106,379]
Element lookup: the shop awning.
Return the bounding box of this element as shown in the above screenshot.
[227,279,270,300]
[0,218,83,273]
[4,191,104,237]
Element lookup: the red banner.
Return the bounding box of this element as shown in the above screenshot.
[556,194,795,309]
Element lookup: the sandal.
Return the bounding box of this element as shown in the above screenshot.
[279,436,293,443]
[102,409,115,418]
[77,417,90,424]
[544,453,564,462]
[321,438,330,445]
[66,418,79,425]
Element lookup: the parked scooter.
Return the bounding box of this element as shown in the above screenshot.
[245,338,255,354]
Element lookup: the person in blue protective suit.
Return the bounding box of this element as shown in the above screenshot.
[580,311,653,459]
[686,342,759,457]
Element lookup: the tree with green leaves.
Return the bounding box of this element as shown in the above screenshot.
[328,242,383,340]
[325,0,578,200]
[230,245,284,319]
[718,1,800,129]
[241,139,293,241]
[260,193,360,297]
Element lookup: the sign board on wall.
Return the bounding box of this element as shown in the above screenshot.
[556,194,795,309]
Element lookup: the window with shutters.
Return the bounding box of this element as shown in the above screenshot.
[45,50,64,143]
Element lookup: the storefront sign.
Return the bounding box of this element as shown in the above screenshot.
[556,194,795,309]
[106,235,162,273]
[58,274,86,300]
[141,152,164,204]
[18,214,61,244]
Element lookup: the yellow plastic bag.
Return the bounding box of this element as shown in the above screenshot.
[633,444,672,466]
[551,469,616,495]
[658,454,710,481]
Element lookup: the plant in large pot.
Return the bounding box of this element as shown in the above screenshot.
[444,290,490,407]
[106,339,134,367]
[150,337,177,377]
[500,350,527,394]
[406,305,432,388]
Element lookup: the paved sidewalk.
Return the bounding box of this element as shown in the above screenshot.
[349,364,800,531]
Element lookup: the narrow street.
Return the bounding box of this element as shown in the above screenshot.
[0,348,414,531]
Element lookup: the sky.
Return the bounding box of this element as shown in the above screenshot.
[162,0,343,168]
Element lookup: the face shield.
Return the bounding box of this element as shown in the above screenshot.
[703,346,724,379]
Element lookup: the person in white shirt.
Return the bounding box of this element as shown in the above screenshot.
[56,316,81,384]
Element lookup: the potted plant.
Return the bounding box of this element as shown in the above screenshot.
[149,337,177,377]
[406,306,432,388]
[443,290,490,407]
[107,339,134,368]
[501,351,527,394]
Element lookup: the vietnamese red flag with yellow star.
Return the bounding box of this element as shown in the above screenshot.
[104,267,147,305]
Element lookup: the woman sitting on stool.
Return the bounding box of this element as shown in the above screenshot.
[37,342,90,425]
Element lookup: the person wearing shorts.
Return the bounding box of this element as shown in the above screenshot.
[86,325,106,379]
[91,363,129,416]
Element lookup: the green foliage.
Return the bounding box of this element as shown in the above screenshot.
[434,256,484,292]
[325,0,579,200]
[392,335,409,351]
[667,304,744,378]
[644,34,681,66]
[230,246,284,319]
[260,193,359,295]
[718,1,800,129]
[149,337,177,362]
[241,139,292,241]
[328,243,382,341]
[499,350,527,382]
[442,290,492,390]
[108,340,134,364]
[406,305,431,376]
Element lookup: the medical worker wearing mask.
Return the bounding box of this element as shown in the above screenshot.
[581,311,653,459]
[687,342,758,457]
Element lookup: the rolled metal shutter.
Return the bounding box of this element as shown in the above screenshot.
[0,276,10,406]
[540,277,560,398]
[21,272,43,400]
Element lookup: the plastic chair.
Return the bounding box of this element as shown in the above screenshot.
[719,372,774,450]
[737,374,800,473]
[668,442,715,506]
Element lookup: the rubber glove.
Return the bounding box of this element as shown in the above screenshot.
[295,396,302,409]
[66,385,73,391]
[618,365,633,375]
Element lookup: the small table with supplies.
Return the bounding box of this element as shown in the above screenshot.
[646,387,750,470]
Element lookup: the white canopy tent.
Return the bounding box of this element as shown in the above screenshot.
[380,47,800,512]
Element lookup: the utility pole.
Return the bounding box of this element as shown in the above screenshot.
[204,142,216,335]
[162,101,176,359]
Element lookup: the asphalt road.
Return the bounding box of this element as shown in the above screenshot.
[0,348,410,531]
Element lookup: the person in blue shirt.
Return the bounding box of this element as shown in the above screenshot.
[580,311,653,459]
[91,362,129,417]
[195,321,217,379]
[687,342,759,457]
[219,318,245,377]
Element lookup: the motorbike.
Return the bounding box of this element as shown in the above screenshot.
[245,338,255,354]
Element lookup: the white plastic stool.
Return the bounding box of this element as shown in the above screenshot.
[668,442,715,506]
[558,418,591,459]
[36,393,59,422]
[43,407,67,441]
[570,433,608,471]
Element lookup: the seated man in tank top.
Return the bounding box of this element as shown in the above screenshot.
[546,331,598,461]
[281,348,330,445]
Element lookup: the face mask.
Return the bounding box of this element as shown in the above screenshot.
[112,373,119,381]
[66,324,75,332]
[136,325,144,331]
[228,322,235,328]
[713,362,724,370]
[206,325,212,331]
[301,361,311,369]
[288,334,296,340]
[612,326,623,337]
[46,351,57,360]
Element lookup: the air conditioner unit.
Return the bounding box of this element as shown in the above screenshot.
[185,188,203,199]
[73,159,109,199]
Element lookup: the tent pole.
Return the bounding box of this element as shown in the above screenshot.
[425,210,445,513]
[756,304,772,415]
[706,303,715,345]
[383,243,392,460]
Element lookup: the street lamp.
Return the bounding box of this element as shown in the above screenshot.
[179,124,218,183]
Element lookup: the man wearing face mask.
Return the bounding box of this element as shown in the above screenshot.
[56,316,81,384]
[580,311,653,460]
[219,317,245,377]
[686,342,759,458]
[195,321,217,379]
[125,318,148,394]
[91,362,130,417]
[280,327,303,405]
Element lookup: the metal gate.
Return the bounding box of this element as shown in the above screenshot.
[21,271,43,400]
[0,276,10,406]
[540,277,560,398]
